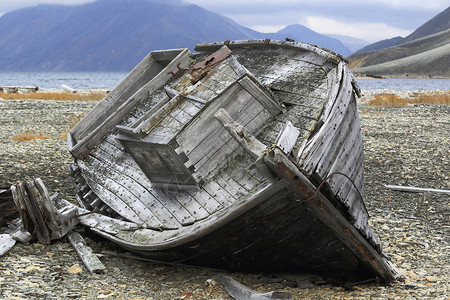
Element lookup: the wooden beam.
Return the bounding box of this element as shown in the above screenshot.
[214,108,266,160]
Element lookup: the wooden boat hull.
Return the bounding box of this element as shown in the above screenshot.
[66,40,398,283]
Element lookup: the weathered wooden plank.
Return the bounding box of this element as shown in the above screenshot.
[237,76,282,115]
[314,93,359,178]
[215,173,248,202]
[0,234,16,257]
[57,199,140,235]
[78,160,148,226]
[151,48,186,62]
[33,178,63,239]
[182,84,273,176]
[384,185,450,195]
[190,104,265,174]
[227,160,261,192]
[91,145,203,226]
[275,121,300,155]
[194,40,341,64]
[83,155,187,229]
[122,93,171,133]
[186,188,223,214]
[322,61,344,120]
[84,157,164,224]
[134,94,185,135]
[67,231,107,274]
[175,82,244,157]
[70,49,193,158]
[299,66,354,174]
[214,108,266,160]
[202,180,236,207]
[21,182,51,244]
[164,189,210,221]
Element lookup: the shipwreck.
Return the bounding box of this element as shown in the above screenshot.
[62,39,398,283]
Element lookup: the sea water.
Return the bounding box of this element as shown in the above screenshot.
[0,72,449,91]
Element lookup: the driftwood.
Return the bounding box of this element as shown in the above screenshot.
[61,84,77,93]
[0,86,38,93]
[67,231,106,274]
[10,178,77,244]
[216,274,293,300]
[384,185,450,195]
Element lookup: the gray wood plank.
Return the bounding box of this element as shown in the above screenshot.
[186,188,223,214]
[70,49,193,158]
[88,148,194,228]
[164,189,210,221]
[78,160,149,227]
[202,179,236,207]
[67,231,107,274]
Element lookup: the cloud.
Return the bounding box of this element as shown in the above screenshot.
[0,0,95,15]
[305,16,413,43]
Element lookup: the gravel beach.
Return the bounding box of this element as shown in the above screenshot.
[0,91,448,299]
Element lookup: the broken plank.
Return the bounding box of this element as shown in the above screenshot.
[67,231,107,274]
[0,234,16,257]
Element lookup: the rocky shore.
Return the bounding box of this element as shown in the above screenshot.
[0,92,448,299]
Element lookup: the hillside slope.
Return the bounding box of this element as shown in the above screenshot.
[348,6,450,77]
[354,6,450,54]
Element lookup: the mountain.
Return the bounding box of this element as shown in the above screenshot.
[327,34,369,53]
[272,25,351,56]
[348,6,450,77]
[353,36,403,54]
[402,6,450,43]
[0,0,350,72]
[353,6,450,54]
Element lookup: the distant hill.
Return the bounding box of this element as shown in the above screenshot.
[327,34,369,53]
[273,25,351,56]
[0,0,350,72]
[354,6,450,54]
[348,6,450,77]
[353,36,403,54]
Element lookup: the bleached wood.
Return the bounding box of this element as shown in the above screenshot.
[70,49,192,158]
[67,231,107,274]
[384,185,450,195]
[275,121,300,155]
[214,108,266,160]
[0,234,16,257]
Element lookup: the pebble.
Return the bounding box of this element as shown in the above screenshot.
[0,96,449,299]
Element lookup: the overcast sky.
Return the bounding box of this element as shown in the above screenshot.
[0,0,448,43]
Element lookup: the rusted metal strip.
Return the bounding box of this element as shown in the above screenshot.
[189,46,232,84]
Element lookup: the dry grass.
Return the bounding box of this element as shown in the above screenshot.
[12,131,51,142]
[60,112,87,139]
[366,93,450,107]
[1,91,105,101]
